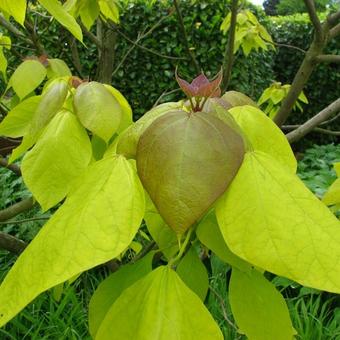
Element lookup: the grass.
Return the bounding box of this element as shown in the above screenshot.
[0,143,340,339]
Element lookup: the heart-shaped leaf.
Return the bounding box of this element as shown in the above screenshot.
[137,110,245,234]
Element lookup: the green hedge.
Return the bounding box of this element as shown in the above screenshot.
[2,1,339,146]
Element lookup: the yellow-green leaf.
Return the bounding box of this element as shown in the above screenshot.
[74,81,122,142]
[0,96,41,138]
[98,0,119,23]
[0,155,145,327]
[103,84,133,133]
[89,252,154,337]
[79,0,100,30]
[47,58,72,78]
[216,151,340,293]
[29,77,69,137]
[323,177,340,206]
[176,246,209,301]
[8,60,47,100]
[196,210,251,272]
[8,134,36,163]
[96,266,223,340]
[0,0,26,25]
[38,0,83,42]
[22,110,92,211]
[229,267,295,340]
[229,105,297,172]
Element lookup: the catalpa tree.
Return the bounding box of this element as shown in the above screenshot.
[0,0,339,339]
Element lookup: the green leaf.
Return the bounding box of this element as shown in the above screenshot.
[96,266,223,340]
[117,102,181,158]
[103,84,133,133]
[271,88,285,104]
[38,0,83,42]
[229,105,297,172]
[74,82,122,142]
[47,58,72,78]
[0,48,7,81]
[144,196,178,260]
[0,155,145,327]
[22,110,92,211]
[216,151,340,293]
[196,211,251,272]
[29,77,69,137]
[8,60,47,100]
[98,0,119,23]
[229,267,295,340]
[0,96,41,138]
[89,252,154,337]
[298,91,308,104]
[0,0,26,25]
[79,0,100,30]
[176,246,209,301]
[137,110,245,234]
[8,134,36,163]
[91,134,107,160]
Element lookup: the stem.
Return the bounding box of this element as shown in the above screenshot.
[0,231,27,254]
[173,0,200,74]
[221,0,238,93]
[0,157,21,176]
[169,227,193,266]
[0,197,35,222]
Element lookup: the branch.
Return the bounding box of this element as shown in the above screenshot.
[0,231,27,254]
[0,14,32,45]
[315,54,340,63]
[329,23,340,39]
[0,197,35,222]
[79,21,102,48]
[221,0,238,93]
[67,35,83,78]
[262,37,306,54]
[327,10,340,27]
[303,0,323,42]
[0,216,49,225]
[153,88,181,107]
[286,98,340,143]
[173,0,200,74]
[24,18,45,55]
[0,157,21,176]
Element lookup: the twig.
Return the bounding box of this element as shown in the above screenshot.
[153,88,181,107]
[316,54,340,63]
[285,98,340,143]
[0,231,27,254]
[221,0,238,92]
[173,0,200,74]
[0,197,35,222]
[0,216,49,225]
[0,14,32,45]
[320,112,340,125]
[24,18,45,55]
[112,11,174,77]
[0,157,21,176]
[262,37,306,54]
[131,241,156,263]
[113,27,186,60]
[209,285,238,331]
[67,34,83,77]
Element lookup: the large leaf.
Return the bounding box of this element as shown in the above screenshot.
[0,156,145,327]
[229,267,295,340]
[221,91,257,107]
[74,82,122,142]
[196,210,251,272]
[98,0,119,23]
[89,252,154,337]
[38,0,83,42]
[46,58,72,78]
[117,102,181,158]
[29,78,69,137]
[137,110,245,234]
[79,0,100,30]
[96,266,223,340]
[22,110,92,211]
[0,0,26,25]
[323,163,340,206]
[176,246,209,301]
[8,60,47,100]
[0,96,41,138]
[216,151,340,293]
[229,105,297,172]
